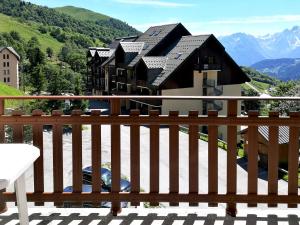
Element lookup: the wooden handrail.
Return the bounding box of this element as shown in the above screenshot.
[0,96,299,217]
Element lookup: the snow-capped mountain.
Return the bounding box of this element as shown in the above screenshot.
[218,26,300,66]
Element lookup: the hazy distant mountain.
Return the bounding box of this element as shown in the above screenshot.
[251,58,300,81]
[219,26,300,66]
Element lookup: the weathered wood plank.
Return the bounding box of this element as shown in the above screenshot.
[226,99,237,216]
[268,111,279,207]
[52,110,63,206]
[71,110,83,207]
[189,111,199,206]
[169,111,179,206]
[110,99,121,215]
[208,110,218,207]
[247,111,259,207]
[32,109,44,206]
[288,112,300,208]
[130,110,140,206]
[150,110,160,207]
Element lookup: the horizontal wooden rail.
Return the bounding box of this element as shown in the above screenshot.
[0,115,300,126]
[4,192,300,204]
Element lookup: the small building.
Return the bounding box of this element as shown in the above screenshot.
[240,126,291,167]
[0,47,20,89]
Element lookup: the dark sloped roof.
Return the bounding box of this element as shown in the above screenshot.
[109,36,139,49]
[151,35,210,87]
[120,42,144,53]
[142,56,167,69]
[0,46,20,60]
[97,49,115,57]
[258,126,289,144]
[128,23,182,67]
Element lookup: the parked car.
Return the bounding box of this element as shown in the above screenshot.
[62,167,131,208]
[82,166,131,192]
[63,184,128,208]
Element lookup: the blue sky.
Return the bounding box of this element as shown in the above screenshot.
[26,0,300,36]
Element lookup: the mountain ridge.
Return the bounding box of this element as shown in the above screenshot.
[219,26,300,66]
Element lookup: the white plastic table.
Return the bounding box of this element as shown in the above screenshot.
[0,144,40,225]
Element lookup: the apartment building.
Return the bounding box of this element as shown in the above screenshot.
[0,47,20,89]
[87,23,250,139]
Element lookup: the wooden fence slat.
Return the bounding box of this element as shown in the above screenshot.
[12,110,23,143]
[52,110,63,206]
[248,111,259,207]
[0,99,5,213]
[71,110,83,207]
[110,99,121,215]
[169,111,179,206]
[32,110,44,206]
[0,99,4,143]
[268,112,279,207]
[226,100,237,216]
[208,110,218,207]
[288,112,300,208]
[130,110,140,206]
[189,111,199,206]
[150,110,160,207]
[91,110,102,198]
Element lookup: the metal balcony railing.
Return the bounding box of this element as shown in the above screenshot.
[0,96,300,217]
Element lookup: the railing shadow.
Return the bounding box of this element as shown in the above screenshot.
[1,212,300,225]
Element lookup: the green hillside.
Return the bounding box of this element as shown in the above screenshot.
[0,13,63,54]
[55,6,110,22]
[0,82,25,108]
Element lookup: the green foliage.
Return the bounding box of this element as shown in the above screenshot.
[46,47,53,58]
[30,64,46,94]
[0,0,139,44]
[0,82,25,108]
[242,66,280,86]
[0,13,63,54]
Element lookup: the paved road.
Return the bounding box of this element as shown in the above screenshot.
[14,125,292,208]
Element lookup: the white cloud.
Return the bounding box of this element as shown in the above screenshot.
[113,0,193,7]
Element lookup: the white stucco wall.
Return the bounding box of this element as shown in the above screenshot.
[161,70,242,141]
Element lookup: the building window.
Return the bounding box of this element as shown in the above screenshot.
[7,62,9,67]
[3,62,5,67]
[208,56,215,64]
[4,77,6,82]
[3,54,5,59]
[4,70,6,75]
[7,77,10,82]
[7,54,9,59]
[7,70,9,75]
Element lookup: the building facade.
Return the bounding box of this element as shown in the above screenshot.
[0,47,20,89]
[87,23,250,139]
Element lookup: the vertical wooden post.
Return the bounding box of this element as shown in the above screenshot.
[268,111,279,207]
[247,111,259,207]
[208,110,218,207]
[72,109,83,207]
[0,99,4,143]
[52,110,63,206]
[12,110,23,143]
[0,99,6,213]
[288,112,300,208]
[169,111,179,206]
[149,110,160,207]
[32,109,44,206]
[130,110,140,206]
[110,99,121,215]
[188,111,199,206]
[91,110,102,207]
[226,100,237,216]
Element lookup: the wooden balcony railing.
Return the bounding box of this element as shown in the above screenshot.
[0,96,300,216]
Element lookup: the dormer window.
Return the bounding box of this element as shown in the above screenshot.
[175,53,182,59]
